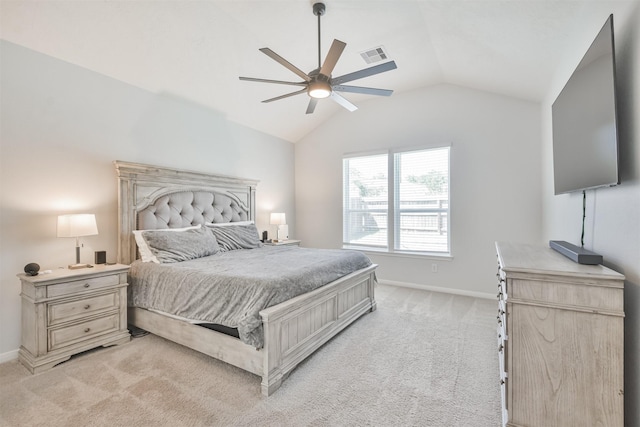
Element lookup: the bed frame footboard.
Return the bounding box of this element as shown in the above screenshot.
[260,264,377,396]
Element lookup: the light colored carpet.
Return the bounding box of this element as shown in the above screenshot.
[0,284,501,426]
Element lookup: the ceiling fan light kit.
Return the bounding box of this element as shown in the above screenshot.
[308,79,331,99]
[239,2,397,114]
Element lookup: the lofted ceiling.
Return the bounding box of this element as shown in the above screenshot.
[1,0,636,142]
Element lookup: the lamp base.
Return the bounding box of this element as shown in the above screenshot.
[277,225,289,241]
[68,263,93,270]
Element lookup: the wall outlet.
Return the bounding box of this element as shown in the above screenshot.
[431,263,438,273]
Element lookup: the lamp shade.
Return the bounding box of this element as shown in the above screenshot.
[57,214,98,238]
[269,213,286,226]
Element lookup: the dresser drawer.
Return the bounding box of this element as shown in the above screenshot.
[509,278,623,312]
[48,292,119,326]
[48,314,119,351]
[47,274,121,298]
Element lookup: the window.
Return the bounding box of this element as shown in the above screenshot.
[343,146,450,255]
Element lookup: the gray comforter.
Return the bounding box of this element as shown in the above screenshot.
[128,245,373,348]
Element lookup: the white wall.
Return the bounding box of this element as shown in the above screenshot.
[295,84,542,296]
[541,5,640,424]
[0,41,295,360]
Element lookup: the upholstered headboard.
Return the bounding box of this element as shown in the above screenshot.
[114,161,258,264]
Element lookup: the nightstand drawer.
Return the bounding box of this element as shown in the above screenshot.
[48,314,120,351]
[47,274,121,298]
[48,292,119,326]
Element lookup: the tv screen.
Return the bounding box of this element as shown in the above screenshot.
[552,14,620,195]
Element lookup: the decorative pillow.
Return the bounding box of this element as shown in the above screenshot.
[140,225,220,263]
[206,222,263,251]
[133,224,201,263]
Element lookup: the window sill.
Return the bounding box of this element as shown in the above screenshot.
[343,246,453,261]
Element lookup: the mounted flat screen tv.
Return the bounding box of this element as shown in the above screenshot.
[552,14,620,195]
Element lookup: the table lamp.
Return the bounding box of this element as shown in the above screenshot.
[57,214,98,269]
[269,212,288,242]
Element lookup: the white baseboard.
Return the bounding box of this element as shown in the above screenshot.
[377,279,495,300]
[0,349,19,364]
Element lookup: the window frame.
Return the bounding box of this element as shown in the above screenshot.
[342,145,451,258]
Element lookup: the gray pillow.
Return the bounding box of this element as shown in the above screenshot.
[142,226,220,263]
[207,223,263,251]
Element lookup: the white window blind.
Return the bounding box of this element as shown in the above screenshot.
[394,147,450,253]
[343,146,450,255]
[343,154,388,249]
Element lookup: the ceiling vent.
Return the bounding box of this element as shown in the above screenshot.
[360,46,389,64]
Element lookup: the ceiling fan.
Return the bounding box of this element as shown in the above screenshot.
[239,2,397,114]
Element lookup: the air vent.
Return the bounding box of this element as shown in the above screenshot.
[360,46,389,64]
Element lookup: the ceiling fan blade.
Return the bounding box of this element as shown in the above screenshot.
[332,85,393,97]
[332,61,397,85]
[259,48,311,82]
[262,88,308,103]
[330,92,358,112]
[319,39,346,77]
[306,98,319,114]
[239,77,307,87]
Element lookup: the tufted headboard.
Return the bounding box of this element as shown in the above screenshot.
[114,161,258,264]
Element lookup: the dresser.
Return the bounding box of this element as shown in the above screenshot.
[496,242,624,427]
[18,264,130,373]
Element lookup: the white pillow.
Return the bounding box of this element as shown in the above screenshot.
[133,224,201,263]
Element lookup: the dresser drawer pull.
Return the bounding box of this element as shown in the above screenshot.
[84,283,90,288]
[84,327,91,333]
[84,304,91,310]
[498,344,503,352]
[500,379,505,386]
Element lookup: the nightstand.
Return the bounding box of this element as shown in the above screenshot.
[18,264,130,373]
[265,239,301,246]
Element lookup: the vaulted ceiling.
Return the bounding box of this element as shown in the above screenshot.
[1,0,636,142]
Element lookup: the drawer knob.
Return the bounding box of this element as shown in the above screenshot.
[84,327,91,333]
[84,305,91,310]
[500,379,505,386]
[498,344,504,352]
[83,283,90,288]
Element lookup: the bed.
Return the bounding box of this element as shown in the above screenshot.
[114,161,377,396]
